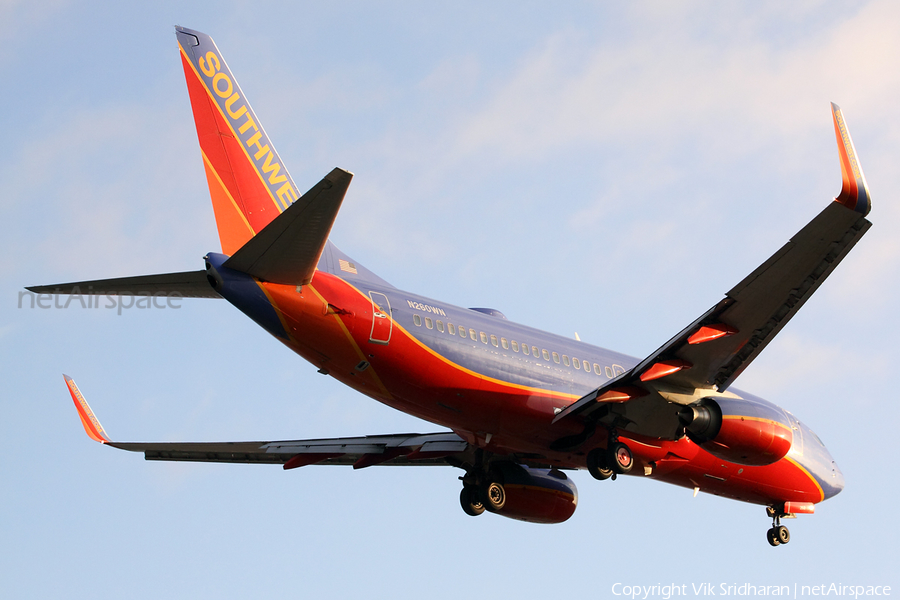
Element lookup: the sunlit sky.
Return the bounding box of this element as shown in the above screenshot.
[3,2,899,598]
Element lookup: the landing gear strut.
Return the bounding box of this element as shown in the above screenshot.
[765,507,790,546]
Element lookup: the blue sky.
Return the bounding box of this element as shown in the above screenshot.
[3,1,899,598]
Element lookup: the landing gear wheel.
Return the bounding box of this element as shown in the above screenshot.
[775,525,790,544]
[608,442,633,474]
[459,487,484,517]
[765,507,790,547]
[481,481,506,512]
[587,448,614,481]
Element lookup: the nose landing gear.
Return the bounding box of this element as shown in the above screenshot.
[765,507,791,546]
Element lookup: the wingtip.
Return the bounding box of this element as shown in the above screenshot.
[831,103,871,216]
[63,375,111,444]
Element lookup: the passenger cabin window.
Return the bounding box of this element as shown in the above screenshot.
[480,332,488,344]
[469,328,477,341]
[501,338,509,350]
[437,320,444,332]
[511,341,519,352]
[460,326,467,338]
[448,323,456,335]
[552,352,560,364]
[533,346,540,358]
[573,358,580,369]
[425,317,433,329]
[562,355,570,366]
[522,344,530,356]
[541,349,550,361]
[605,366,613,378]
[583,360,591,372]
[490,335,499,347]
[414,315,422,326]
[594,363,601,375]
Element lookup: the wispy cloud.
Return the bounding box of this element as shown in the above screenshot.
[1,101,216,280]
[0,0,69,65]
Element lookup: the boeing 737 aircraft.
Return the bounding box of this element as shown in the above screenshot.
[29,27,871,546]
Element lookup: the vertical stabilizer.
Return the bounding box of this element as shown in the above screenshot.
[176,27,302,255]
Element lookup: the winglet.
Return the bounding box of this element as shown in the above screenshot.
[63,375,110,443]
[831,103,871,216]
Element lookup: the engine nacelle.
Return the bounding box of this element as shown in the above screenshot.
[490,464,578,524]
[681,397,793,466]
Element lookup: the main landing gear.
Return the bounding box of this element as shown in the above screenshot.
[459,458,507,517]
[765,507,791,546]
[587,430,633,481]
[459,478,507,517]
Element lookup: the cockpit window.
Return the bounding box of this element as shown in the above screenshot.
[809,429,825,446]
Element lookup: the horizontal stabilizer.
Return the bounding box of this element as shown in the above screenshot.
[224,168,352,285]
[26,270,220,299]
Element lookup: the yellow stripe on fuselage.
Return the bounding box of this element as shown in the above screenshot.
[783,456,825,502]
[336,278,580,403]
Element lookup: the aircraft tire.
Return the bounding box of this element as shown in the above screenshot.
[608,442,634,474]
[481,481,506,512]
[775,525,790,544]
[460,487,485,516]
[766,528,780,546]
[587,448,614,480]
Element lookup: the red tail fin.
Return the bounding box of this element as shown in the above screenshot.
[176,27,301,255]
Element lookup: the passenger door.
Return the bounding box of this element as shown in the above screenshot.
[368,291,392,344]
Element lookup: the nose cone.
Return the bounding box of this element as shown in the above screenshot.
[825,458,845,499]
[796,420,844,500]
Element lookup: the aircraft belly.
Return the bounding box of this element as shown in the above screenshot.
[640,440,825,505]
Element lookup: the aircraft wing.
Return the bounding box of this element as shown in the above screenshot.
[64,376,470,469]
[553,104,872,438]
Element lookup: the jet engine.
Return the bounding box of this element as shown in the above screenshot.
[680,397,793,466]
[461,464,578,524]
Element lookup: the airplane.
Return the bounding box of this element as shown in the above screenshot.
[29,27,871,547]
